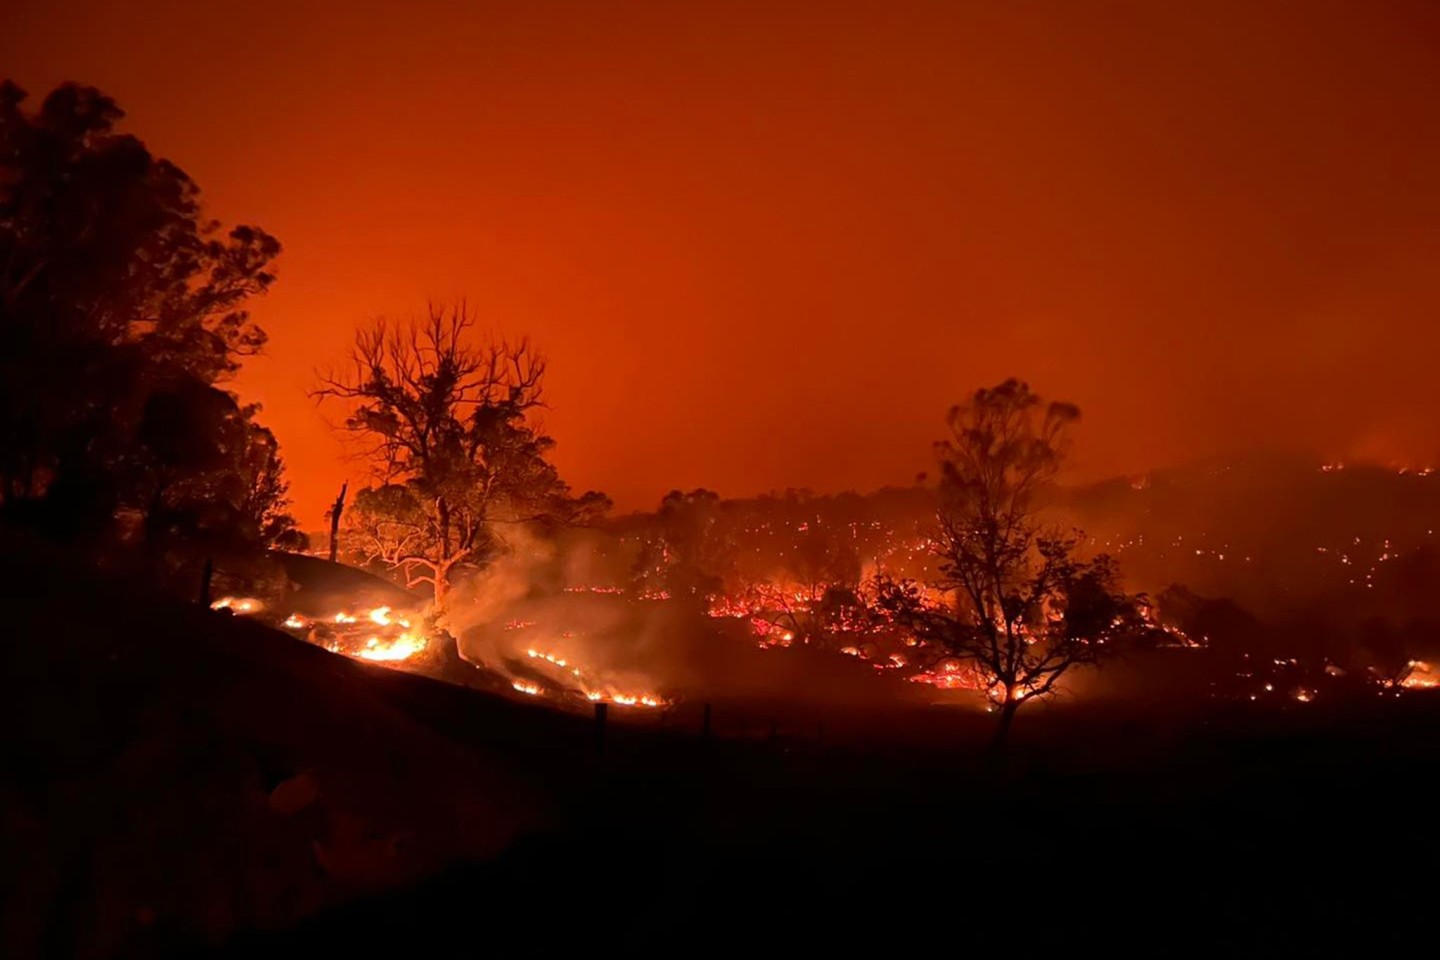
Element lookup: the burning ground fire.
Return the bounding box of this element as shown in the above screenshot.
[212,595,665,709]
[1400,660,1437,689]
[290,605,431,662]
[211,576,1440,716]
[696,575,1440,711]
[517,648,667,708]
[210,596,263,614]
[212,599,428,663]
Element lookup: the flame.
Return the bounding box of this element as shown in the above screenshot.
[365,606,412,629]
[910,660,976,688]
[280,605,430,663]
[211,596,262,614]
[585,690,665,708]
[906,661,1034,701]
[357,631,427,661]
[512,680,542,696]
[524,646,667,708]
[987,681,1041,703]
[1402,660,1438,689]
[208,589,431,667]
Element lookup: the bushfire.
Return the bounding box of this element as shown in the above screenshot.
[522,648,667,709]
[210,572,1440,717]
[212,599,428,664]
[209,594,673,709]
[1401,661,1437,689]
[210,596,263,615]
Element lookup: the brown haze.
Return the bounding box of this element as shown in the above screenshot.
[7,0,1440,525]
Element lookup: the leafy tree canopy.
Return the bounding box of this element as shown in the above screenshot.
[0,81,298,588]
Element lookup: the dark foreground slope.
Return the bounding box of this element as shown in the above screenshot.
[6,538,1440,957]
[221,700,1440,957]
[0,537,566,958]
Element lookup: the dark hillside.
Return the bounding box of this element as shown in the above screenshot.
[0,535,544,957]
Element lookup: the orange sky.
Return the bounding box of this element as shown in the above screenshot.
[8,0,1440,526]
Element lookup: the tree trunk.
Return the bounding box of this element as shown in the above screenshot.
[988,698,1020,766]
[437,496,451,563]
[327,481,347,562]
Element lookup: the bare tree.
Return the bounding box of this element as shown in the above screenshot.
[876,380,1150,749]
[313,303,606,607]
[631,488,730,602]
[740,523,866,648]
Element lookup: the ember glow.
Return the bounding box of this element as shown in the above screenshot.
[209,598,431,665]
[210,597,262,614]
[358,632,428,662]
[520,647,667,709]
[205,539,1440,715]
[368,606,412,629]
[908,662,988,692]
[1402,661,1438,690]
[315,607,427,664]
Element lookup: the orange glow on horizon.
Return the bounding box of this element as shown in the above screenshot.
[10,2,1440,525]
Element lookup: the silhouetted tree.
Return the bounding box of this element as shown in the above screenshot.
[632,488,731,602]
[326,482,348,562]
[742,520,867,647]
[129,381,305,577]
[0,81,295,589]
[315,305,607,609]
[875,380,1149,749]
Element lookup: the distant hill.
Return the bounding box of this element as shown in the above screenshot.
[601,460,1440,622]
[1059,453,1440,620]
